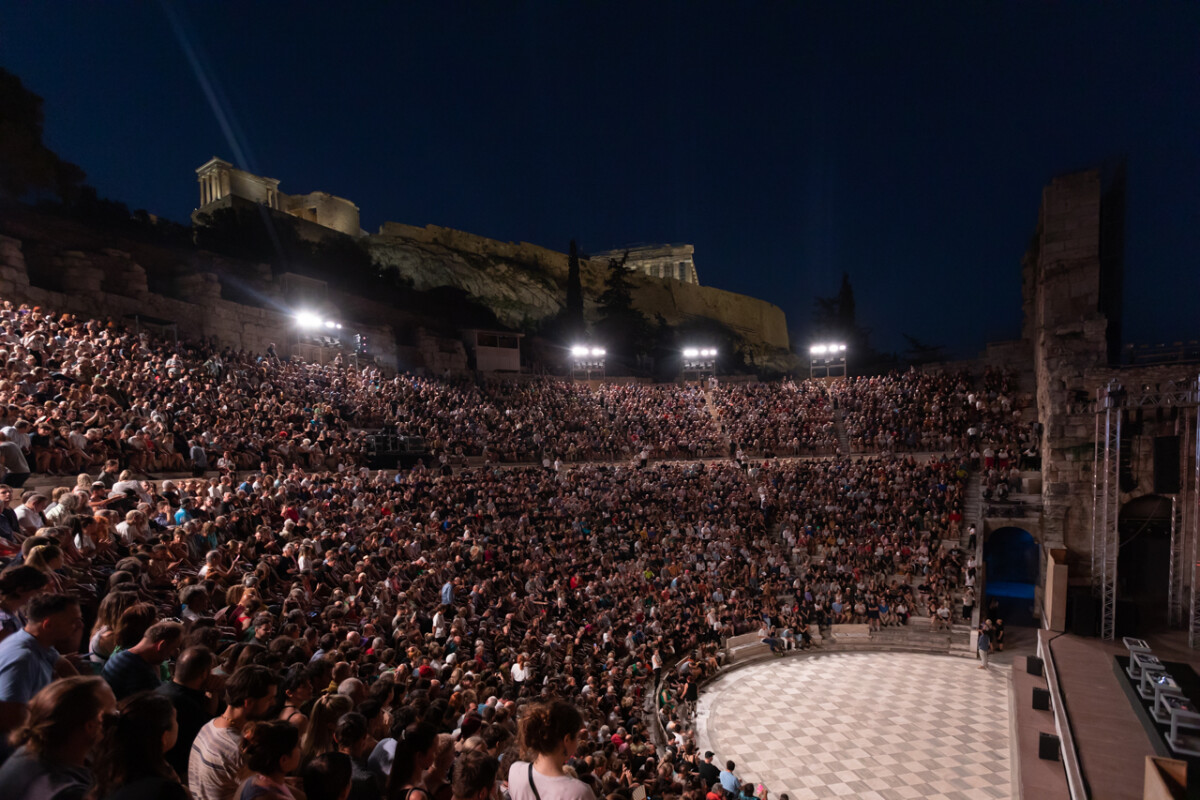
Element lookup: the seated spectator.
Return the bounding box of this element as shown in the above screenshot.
[102,620,184,700]
[0,594,84,742]
[452,748,499,800]
[0,675,116,800]
[158,645,218,782]
[303,752,353,800]
[0,566,49,643]
[91,689,188,800]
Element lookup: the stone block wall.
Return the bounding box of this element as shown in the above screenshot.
[0,233,417,372]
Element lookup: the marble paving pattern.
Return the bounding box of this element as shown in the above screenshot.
[694,652,1012,800]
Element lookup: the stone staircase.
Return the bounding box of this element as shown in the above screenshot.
[832,407,851,454]
[700,389,731,452]
[962,471,983,548]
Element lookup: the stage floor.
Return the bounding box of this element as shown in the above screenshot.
[1045,630,1200,800]
[695,652,1012,800]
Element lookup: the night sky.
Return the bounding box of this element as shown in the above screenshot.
[3,2,1198,357]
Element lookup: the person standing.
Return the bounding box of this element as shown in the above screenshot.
[977,624,992,670]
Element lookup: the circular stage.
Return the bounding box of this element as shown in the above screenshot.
[694,652,1012,800]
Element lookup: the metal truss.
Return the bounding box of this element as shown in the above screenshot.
[1091,376,1200,641]
[1192,395,1200,647]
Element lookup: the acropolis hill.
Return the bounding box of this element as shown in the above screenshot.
[192,157,791,356]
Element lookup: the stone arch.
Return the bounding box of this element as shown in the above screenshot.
[1118,493,1173,632]
[985,526,1039,626]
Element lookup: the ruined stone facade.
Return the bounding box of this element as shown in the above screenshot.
[1027,170,1197,585]
[591,244,700,285]
[193,158,363,238]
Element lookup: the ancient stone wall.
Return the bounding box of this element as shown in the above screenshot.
[0,233,466,374]
[1029,170,1198,578]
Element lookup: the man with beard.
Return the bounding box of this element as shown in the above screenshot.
[188,664,278,800]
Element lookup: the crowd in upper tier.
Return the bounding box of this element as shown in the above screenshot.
[0,300,1009,800]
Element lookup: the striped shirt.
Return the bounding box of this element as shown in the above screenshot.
[188,720,244,800]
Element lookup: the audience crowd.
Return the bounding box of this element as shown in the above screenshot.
[0,300,1004,800]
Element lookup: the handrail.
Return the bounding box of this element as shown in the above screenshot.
[1038,629,1088,800]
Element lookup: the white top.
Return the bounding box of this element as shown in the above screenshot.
[507,762,595,800]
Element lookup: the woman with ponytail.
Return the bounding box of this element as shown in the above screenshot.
[237,720,302,800]
[89,690,186,800]
[0,675,116,800]
[507,699,594,800]
[384,720,438,800]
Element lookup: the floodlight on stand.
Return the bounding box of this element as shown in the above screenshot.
[571,345,590,357]
[295,311,323,329]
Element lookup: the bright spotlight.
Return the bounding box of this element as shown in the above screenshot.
[810,344,827,355]
[839,344,847,351]
[336,324,344,330]
[683,348,699,358]
[295,311,322,329]
[323,320,337,329]
[591,348,606,357]
[571,345,589,357]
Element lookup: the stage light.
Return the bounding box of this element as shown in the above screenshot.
[295,311,322,329]
[571,345,589,357]
[591,348,606,357]
[324,320,337,329]
[683,348,699,358]
[810,344,827,355]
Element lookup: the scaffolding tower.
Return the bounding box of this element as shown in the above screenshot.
[1091,377,1200,643]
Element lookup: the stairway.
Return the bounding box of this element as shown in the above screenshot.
[833,407,851,454]
[962,471,983,548]
[701,389,731,452]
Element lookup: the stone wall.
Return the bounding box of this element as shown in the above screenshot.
[1029,170,1198,577]
[0,233,478,374]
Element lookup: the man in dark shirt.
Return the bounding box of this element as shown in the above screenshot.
[698,751,721,787]
[102,620,183,699]
[158,646,217,779]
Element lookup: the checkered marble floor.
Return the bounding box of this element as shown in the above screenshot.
[695,652,1012,800]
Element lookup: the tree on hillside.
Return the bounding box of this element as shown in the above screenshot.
[594,252,652,371]
[0,67,85,202]
[565,239,584,339]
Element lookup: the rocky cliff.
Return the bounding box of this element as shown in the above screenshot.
[368,223,792,358]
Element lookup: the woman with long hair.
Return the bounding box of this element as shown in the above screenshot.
[277,664,313,737]
[89,690,186,800]
[88,589,139,669]
[385,721,438,800]
[0,676,116,800]
[299,693,353,766]
[507,699,594,800]
[0,565,49,642]
[238,720,302,800]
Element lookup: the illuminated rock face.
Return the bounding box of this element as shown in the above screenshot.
[189,159,789,356]
[368,224,790,353]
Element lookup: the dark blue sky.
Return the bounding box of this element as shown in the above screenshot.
[3,2,1198,356]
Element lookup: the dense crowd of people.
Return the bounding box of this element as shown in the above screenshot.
[0,300,1005,800]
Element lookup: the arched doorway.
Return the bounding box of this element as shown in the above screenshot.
[1118,494,1173,633]
[984,527,1039,627]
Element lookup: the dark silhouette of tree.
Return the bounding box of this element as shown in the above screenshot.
[595,252,652,371]
[901,333,946,366]
[565,239,584,339]
[0,68,85,202]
